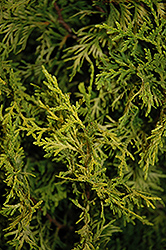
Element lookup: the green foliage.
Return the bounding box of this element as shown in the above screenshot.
[0,0,166,249]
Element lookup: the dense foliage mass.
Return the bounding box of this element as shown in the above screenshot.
[0,0,166,249]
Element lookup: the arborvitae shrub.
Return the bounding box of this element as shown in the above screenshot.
[0,0,166,249]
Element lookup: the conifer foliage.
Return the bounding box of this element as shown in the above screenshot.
[0,0,166,249]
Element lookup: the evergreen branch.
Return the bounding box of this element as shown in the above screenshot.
[0,1,166,249]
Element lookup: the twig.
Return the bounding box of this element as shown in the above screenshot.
[31,197,65,229]
[54,2,72,33]
[95,5,106,13]
[91,0,106,13]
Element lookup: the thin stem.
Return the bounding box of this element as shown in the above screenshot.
[30,197,64,229]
